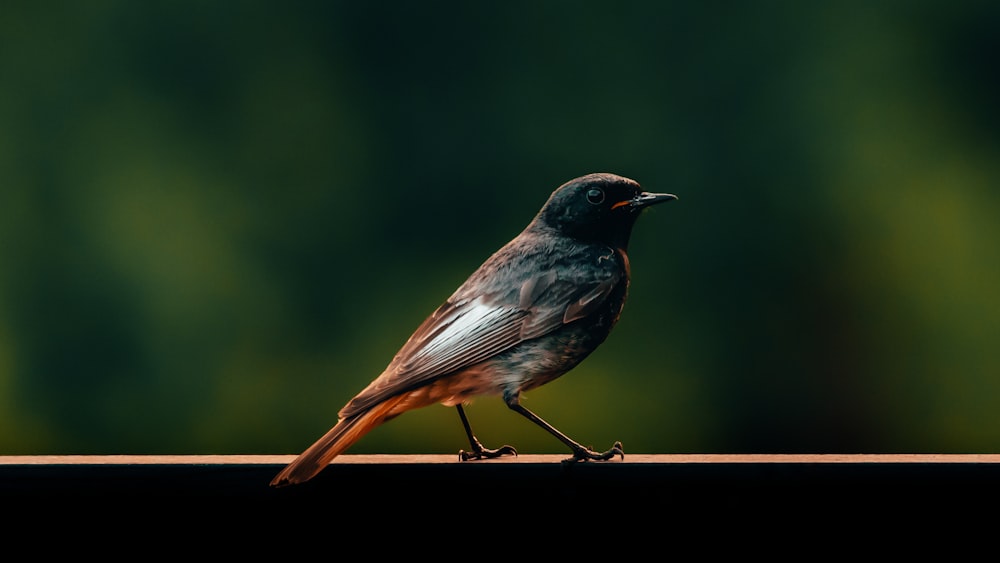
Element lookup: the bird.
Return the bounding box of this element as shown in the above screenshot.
[270,172,676,487]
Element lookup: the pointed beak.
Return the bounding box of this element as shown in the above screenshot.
[611,191,678,211]
[631,192,678,211]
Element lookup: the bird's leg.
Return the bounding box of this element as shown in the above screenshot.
[456,404,518,461]
[504,392,624,462]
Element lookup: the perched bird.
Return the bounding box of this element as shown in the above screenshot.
[271,172,676,487]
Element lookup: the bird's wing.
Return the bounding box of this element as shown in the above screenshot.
[392,296,529,383]
[338,266,623,418]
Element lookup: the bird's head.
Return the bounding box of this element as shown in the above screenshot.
[533,173,677,250]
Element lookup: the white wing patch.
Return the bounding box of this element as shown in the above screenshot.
[396,297,527,379]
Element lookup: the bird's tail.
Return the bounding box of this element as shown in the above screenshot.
[270,394,407,487]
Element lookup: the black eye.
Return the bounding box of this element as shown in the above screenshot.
[586,188,605,205]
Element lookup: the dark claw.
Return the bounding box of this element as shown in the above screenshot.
[563,440,625,463]
[459,443,518,461]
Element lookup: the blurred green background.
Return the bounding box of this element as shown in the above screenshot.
[1,1,998,456]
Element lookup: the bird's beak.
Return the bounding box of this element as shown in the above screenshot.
[613,192,678,210]
[636,192,678,207]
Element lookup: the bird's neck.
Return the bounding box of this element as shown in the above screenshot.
[528,221,635,254]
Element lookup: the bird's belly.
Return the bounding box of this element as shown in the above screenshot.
[503,326,609,391]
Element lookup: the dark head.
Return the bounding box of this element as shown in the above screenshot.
[531,173,677,250]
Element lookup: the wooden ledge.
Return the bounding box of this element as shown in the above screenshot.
[3,454,999,508]
[4,453,1000,464]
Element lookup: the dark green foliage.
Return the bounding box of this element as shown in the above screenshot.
[1,1,998,455]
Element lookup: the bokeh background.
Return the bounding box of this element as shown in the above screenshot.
[1,1,998,456]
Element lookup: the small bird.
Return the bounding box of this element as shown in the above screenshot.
[271,172,676,487]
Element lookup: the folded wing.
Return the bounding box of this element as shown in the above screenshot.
[339,267,622,418]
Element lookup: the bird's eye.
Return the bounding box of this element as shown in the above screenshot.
[586,188,605,205]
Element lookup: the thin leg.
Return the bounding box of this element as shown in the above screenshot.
[504,392,624,462]
[456,404,517,461]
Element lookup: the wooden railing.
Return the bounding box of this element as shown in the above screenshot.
[4,454,999,505]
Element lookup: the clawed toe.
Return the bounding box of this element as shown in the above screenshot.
[459,443,518,461]
[563,440,625,463]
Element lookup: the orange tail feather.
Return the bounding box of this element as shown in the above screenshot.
[270,395,407,487]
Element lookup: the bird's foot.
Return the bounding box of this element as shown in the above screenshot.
[563,440,625,463]
[459,442,518,461]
